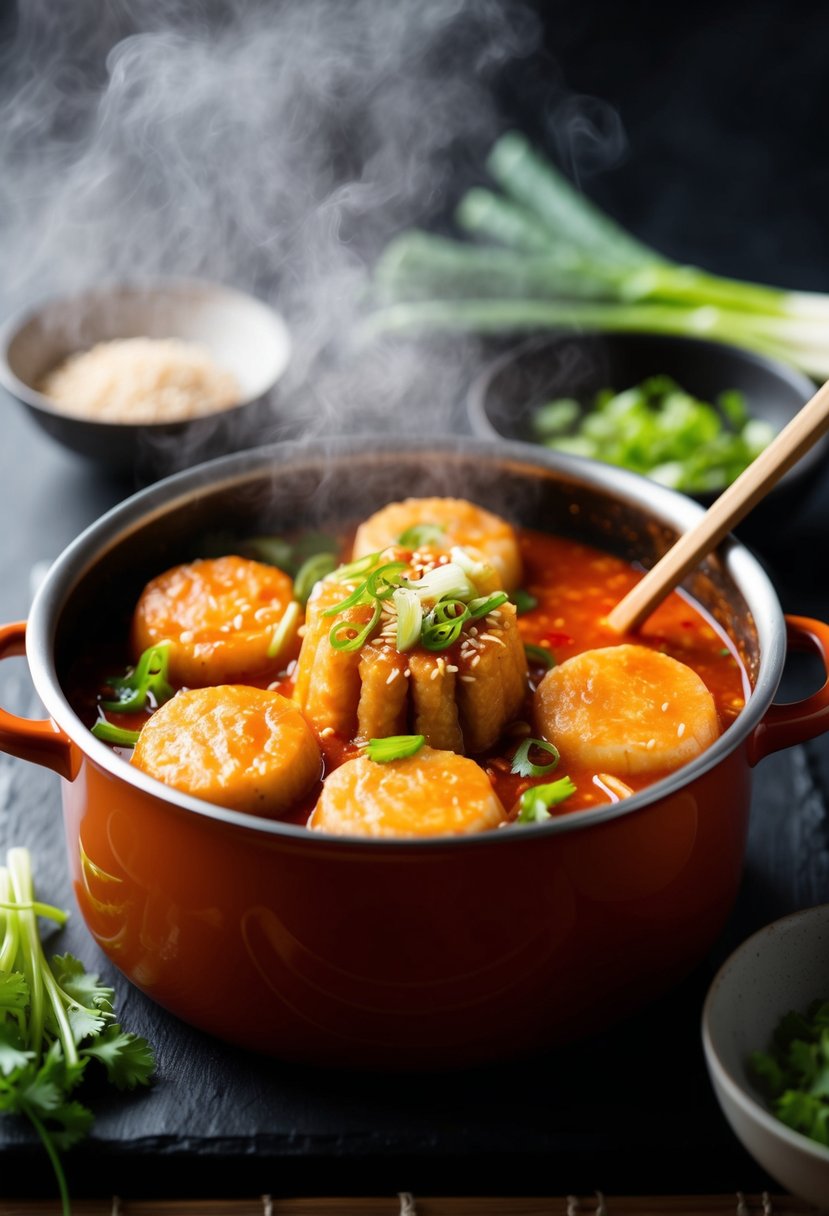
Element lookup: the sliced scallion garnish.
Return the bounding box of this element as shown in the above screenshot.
[365,561,407,601]
[467,591,509,620]
[524,643,556,670]
[365,734,426,763]
[511,737,560,778]
[511,588,538,615]
[407,561,477,604]
[398,523,444,548]
[420,599,469,651]
[293,552,338,605]
[330,551,382,583]
[393,587,423,651]
[267,600,302,659]
[91,721,142,747]
[329,600,383,652]
[102,642,173,713]
[516,776,576,822]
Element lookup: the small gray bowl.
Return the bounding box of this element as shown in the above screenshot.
[702,905,829,1208]
[0,278,291,477]
[467,332,823,526]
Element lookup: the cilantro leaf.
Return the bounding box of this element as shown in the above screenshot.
[750,997,829,1149]
[82,1024,156,1090]
[0,970,29,1012]
[0,846,156,1214]
[51,954,115,1012]
[0,1024,35,1078]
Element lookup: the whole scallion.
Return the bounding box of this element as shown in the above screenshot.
[366,130,829,380]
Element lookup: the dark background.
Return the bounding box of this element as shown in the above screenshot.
[1,0,828,1203]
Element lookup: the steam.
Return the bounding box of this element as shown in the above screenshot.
[0,1,614,457]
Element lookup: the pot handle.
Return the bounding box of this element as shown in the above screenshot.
[0,621,79,780]
[748,615,829,766]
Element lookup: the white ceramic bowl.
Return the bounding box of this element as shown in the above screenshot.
[0,278,291,475]
[702,905,829,1208]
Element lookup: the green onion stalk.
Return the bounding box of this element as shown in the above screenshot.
[364,131,829,379]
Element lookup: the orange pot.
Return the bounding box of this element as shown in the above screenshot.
[2,440,828,1068]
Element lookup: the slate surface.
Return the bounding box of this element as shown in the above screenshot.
[2,0,829,1202]
[2,364,829,1202]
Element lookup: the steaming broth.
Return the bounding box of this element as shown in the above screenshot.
[69,501,747,835]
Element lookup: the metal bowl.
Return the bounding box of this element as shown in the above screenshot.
[0,278,291,478]
[702,904,829,1208]
[466,332,823,524]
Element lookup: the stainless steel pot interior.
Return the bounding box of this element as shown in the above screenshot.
[27,436,786,843]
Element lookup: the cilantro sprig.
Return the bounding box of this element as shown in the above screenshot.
[750,998,829,1147]
[0,848,155,1214]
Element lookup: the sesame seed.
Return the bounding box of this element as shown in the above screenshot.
[319,726,335,739]
[386,668,400,685]
[661,702,669,712]
[460,674,475,683]
[677,722,686,737]
[646,738,656,750]
[471,655,481,668]
[430,666,441,681]
[446,664,459,673]
[179,630,194,643]
[233,614,244,630]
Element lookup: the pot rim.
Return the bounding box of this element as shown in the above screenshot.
[26,434,785,849]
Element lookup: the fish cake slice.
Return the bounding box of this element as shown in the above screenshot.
[357,641,409,741]
[456,602,528,754]
[293,580,373,737]
[309,745,506,838]
[352,497,522,591]
[131,555,297,687]
[131,685,321,815]
[534,644,720,776]
[408,651,465,753]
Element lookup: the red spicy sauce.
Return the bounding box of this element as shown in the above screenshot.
[69,527,748,824]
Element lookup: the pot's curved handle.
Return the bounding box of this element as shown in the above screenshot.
[749,615,829,766]
[0,621,79,780]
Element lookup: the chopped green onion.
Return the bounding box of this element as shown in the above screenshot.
[102,643,173,713]
[243,536,295,571]
[524,643,556,670]
[421,600,469,650]
[533,379,773,495]
[517,776,576,822]
[365,561,407,601]
[267,600,302,659]
[365,130,829,382]
[293,552,338,605]
[467,592,509,620]
[398,523,444,548]
[511,737,560,778]
[91,721,142,747]
[329,551,382,583]
[329,600,383,652]
[393,587,423,651]
[321,578,372,617]
[511,588,538,615]
[449,545,494,586]
[365,734,426,763]
[408,561,477,605]
[243,533,337,576]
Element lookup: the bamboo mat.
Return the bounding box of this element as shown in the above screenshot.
[0,1196,813,1216]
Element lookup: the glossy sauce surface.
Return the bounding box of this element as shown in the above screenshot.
[68,526,748,825]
